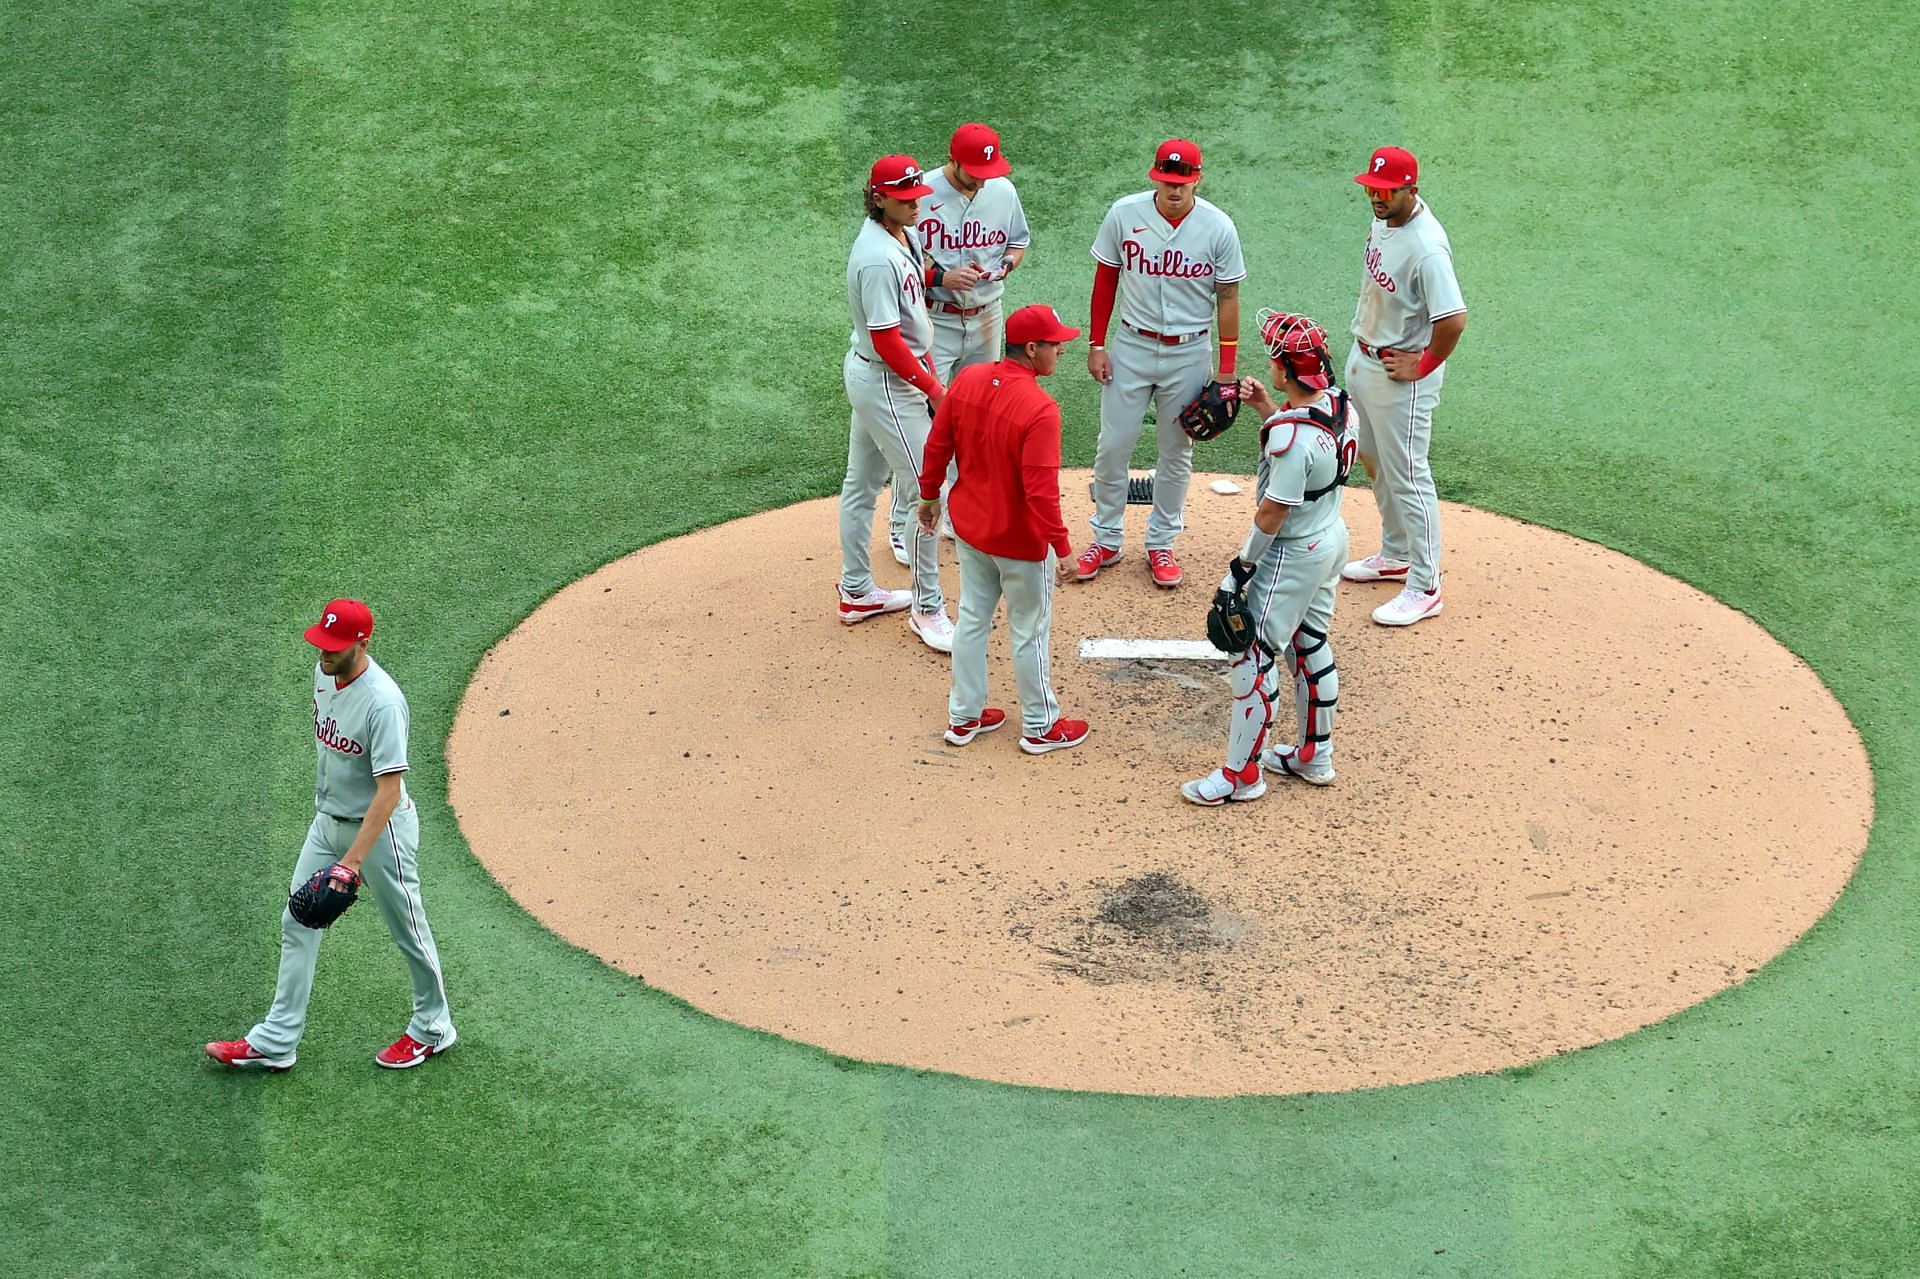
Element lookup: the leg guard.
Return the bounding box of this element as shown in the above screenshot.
[1291,624,1339,765]
[1225,641,1278,782]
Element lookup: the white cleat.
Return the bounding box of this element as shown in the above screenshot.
[909,606,956,653]
[889,531,911,566]
[1341,553,1412,583]
[838,584,912,626]
[1372,585,1444,627]
[1259,745,1336,786]
[1180,768,1268,806]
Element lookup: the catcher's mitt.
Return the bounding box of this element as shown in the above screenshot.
[1205,560,1258,653]
[1177,380,1241,441]
[289,861,361,930]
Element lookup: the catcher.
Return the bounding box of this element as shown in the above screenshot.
[1183,311,1354,805]
[205,598,457,1071]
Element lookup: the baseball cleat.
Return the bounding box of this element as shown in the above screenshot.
[1146,548,1183,588]
[1074,544,1121,582]
[1372,586,1444,627]
[1020,717,1090,755]
[1180,767,1268,806]
[909,607,956,653]
[944,708,1007,746]
[375,1028,458,1070]
[1259,745,1336,786]
[205,1038,295,1072]
[1341,553,1412,583]
[838,584,912,625]
[889,530,911,566]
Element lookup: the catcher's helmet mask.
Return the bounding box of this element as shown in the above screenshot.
[1256,308,1336,391]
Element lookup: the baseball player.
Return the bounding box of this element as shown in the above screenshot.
[886,122,1032,564]
[918,304,1089,756]
[1340,145,1468,627]
[1079,138,1246,589]
[837,153,954,653]
[1182,312,1352,804]
[206,599,457,1070]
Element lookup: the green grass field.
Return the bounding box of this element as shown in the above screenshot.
[5,1,1917,1275]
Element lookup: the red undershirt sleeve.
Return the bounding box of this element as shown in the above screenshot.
[870,325,942,398]
[1090,262,1119,346]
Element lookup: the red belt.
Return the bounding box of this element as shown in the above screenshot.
[1357,340,1392,359]
[1123,320,1209,345]
[936,302,989,318]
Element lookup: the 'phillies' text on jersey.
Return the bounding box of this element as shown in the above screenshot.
[1364,243,1398,293]
[920,217,1009,254]
[1120,243,1216,278]
[314,705,367,756]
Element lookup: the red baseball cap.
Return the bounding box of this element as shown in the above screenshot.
[1150,139,1202,184]
[869,154,934,200]
[305,598,373,652]
[1355,146,1419,190]
[950,123,1011,180]
[1005,304,1082,346]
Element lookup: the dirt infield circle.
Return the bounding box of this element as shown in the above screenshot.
[447,473,1871,1097]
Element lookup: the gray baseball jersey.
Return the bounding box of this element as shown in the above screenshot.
[920,169,1030,309]
[847,218,932,360]
[1091,192,1246,332]
[1257,393,1352,545]
[312,655,409,818]
[1351,197,1465,350]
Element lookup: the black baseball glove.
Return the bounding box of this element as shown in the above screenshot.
[289,861,361,929]
[1206,559,1258,654]
[1177,380,1241,441]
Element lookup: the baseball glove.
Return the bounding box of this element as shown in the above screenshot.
[1205,560,1258,654]
[289,862,361,930]
[1177,380,1242,441]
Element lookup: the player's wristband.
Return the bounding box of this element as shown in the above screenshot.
[1237,523,1277,566]
[1414,349,1444,378]
[1090,343,1105,351]
[929,265,946,289]
[1218,338,1238,378]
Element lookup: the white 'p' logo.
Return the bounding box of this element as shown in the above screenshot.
[326,612,338,627]
[1374,156,1387,172]
[983,144,995,160]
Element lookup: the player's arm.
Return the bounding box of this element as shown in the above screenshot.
[1087,261,1119,384]
[992,246,1027,280]
[870,325,943,400]
[338,772,404,874]
[1213,280,1241,379]
[1423,312,1467,365]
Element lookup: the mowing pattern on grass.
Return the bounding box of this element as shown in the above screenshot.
[5,0,1917,1274]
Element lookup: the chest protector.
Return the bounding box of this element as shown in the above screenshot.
[1260,390,1354,500]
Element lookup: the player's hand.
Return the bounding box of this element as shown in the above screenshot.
[943,262,987,292]
[1055,554,1076,585]
[1088,348,1112,385]
[1238,376,1277,417]
[1380,347,1423,381]
[916,499,941,536]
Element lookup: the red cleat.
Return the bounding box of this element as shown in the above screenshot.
[1146,549,1183,588]
[205,1038,294,1072]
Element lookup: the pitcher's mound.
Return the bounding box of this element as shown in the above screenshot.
[447,475,1870,1096]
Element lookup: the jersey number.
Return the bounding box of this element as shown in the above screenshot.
[1335,436,1358,487]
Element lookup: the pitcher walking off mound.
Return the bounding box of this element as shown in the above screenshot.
[206,599,457,1071]
[1341,146,1468,627]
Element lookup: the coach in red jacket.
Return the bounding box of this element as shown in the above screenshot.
[917,304,1090,755]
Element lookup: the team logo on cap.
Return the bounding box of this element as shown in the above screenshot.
[982,145,995,161]
[1168,152,1183,163]
[326,612,338,627]
[1374,156,1387,173]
